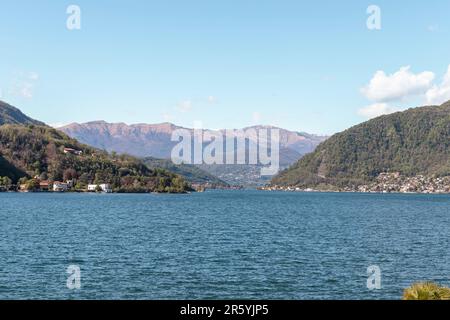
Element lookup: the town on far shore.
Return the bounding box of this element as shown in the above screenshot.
[261,172,450,194]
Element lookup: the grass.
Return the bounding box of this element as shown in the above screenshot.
[403,282,450,300]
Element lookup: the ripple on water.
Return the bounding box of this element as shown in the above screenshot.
[0,191,449,299]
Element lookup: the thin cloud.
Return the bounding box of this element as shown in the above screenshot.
[177,99,192,113]
[10,71,39,99]
[427,24,439,32]
[28,72,39,81]
[207,95,217,104]
[252,111,262,123]
[162,112,174,122]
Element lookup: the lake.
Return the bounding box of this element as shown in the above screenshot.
[0,190,449,299]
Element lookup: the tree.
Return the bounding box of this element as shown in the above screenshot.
[63,168,78,181]
[74,182,86,190]
[39,172,48,181]
[25,179,40,191]
[0,176,12,190]
[78,173,90,184]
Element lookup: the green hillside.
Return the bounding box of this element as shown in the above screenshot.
[0,100,45,126]
[0,124,191,193]
[0,155,26,182]
[271,101,450,189]
[143,157,229,186]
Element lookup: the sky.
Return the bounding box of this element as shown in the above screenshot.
[0,0,449,135]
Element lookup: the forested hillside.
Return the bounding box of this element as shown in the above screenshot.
[0,124,191,193]
[272,101,450,189]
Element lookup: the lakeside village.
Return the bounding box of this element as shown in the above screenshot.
[0,176,113,193]
[261,172,450,194]
[0,147,113,193]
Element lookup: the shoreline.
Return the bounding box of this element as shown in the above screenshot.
[263,173,450,195]
[260,189,450,195]
[258,186,450,195]
[0,190,192,195]
[2,188,450,195]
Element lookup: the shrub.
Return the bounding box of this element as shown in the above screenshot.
[403,282,450,300]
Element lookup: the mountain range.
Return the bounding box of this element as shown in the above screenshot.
[59,121,328,185]
[272,100,450,190]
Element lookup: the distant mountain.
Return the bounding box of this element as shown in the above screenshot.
[0,100,45,126]
[59,122,328,185]
[60,121,179,159]
[60,122,326,162]
[271,100,450,190]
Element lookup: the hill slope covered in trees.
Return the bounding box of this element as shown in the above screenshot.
[271,101,450,190]
[0,101,45,126]
[0,124,191,192]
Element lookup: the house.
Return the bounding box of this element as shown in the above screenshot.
[39,181,51,192]
[88,184,112,193]
[100,184,112,193]
[63,148,83,155]
[53,182,69,192]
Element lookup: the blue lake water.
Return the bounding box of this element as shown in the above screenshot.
[0,190,449,300]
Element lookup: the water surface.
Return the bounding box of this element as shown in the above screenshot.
[0,190,449,299]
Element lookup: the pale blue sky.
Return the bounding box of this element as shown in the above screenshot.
[1,0,449,134]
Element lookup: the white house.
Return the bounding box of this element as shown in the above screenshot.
[53,182,69,192]
[63,148,83,155]
[88,184,112,193]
